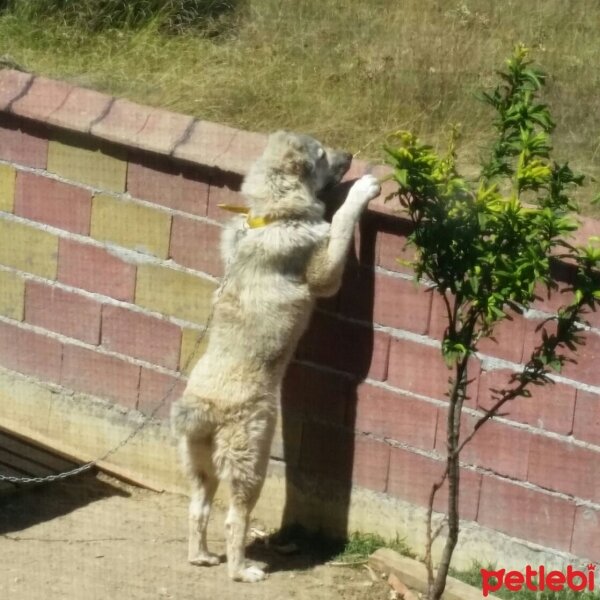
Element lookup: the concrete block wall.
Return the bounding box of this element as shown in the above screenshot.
[1,69,600,566]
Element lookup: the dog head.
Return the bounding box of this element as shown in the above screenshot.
[241,130,352,220]
[262,130,353,192]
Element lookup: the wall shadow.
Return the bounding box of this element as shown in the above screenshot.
[257,180,407,572]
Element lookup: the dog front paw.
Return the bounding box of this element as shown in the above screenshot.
[348,174,381,208]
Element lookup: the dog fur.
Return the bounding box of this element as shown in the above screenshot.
[170,130,381,582]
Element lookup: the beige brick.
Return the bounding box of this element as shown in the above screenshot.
[0,218,58,279]
[91,194,171,258]
[0,270,24,320]
[0,164,16,213]
[0,370,54,430]
[135,264,216,324]
[47,138,127,192]
[179,327,209,374]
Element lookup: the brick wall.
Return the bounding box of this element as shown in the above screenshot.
[1,69,600,565]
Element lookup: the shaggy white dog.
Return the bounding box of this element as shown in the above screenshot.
[171,130,380,582]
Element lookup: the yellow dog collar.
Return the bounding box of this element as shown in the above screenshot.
[217,204,275,229]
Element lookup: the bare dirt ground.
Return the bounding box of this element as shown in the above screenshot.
[0,472,390,600]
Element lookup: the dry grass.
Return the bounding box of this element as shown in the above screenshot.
[0,0,598,212]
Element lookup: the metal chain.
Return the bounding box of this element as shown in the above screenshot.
[0,264,233,485]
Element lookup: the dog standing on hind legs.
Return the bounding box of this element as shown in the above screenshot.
[170,130,381,582]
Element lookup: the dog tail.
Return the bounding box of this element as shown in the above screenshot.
[170,398,216,439]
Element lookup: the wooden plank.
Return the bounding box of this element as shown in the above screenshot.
[0,420,165,492]
[369,548,500,600]
[0,431,77,472]
[0,449,55,478]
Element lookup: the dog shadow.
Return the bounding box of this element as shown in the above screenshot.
[257,179,405,573]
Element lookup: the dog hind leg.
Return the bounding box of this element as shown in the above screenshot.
[181,436,221,566]
[188,471,220,566]
[225,474,267,582]
[218,409,275,582]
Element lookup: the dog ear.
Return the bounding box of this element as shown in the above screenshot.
[266,131,315,177]
[283,137,316,177]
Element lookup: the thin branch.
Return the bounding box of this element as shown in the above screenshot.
[455,300,584,457]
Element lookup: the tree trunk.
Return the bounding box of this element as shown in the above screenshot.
[426,358,467,600]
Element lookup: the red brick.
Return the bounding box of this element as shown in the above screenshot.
[282,362,350,424]
[523,319,600,387]
[339,270,431,335]
[136,109,194,155]
[521,317,548,362]
[434,468,481,522]
[91,98,154,146]
[0,114,47,169]
[0,320,62,383]
[427,291,450,340]
[374,275,431,334]
[584,305,600,330]
[388,338,446,398]
[377,229,416,274]
[0,70,33,110]
[25,281,101,345]
[528,434,600,501]
[57,239,136,302]
[207,174,244,223]
[352,435,391,492]
[573,216,600,252]
[478,475,575,551]
[354,383,438,449]
[478,369,575,435]
[387,337,480,401]
[387,447,481,521]
[217,129,268,177]
[61,344,140,407]
[14,171,91,234]
[533,279,574,316]
[337,266,376,323]
[47,87,113,133]
[101,305,181,370]
[560,329,600,387]
[296,311,390,380]
[300,423,389,493]
[173,120,236,166]
[351,213,379,267]
[430,299,527,365]
[299,423,351,478]
[316,289,340,314]
[127,157,209,217]
[573,390,600,445]
[436,411,532,480]
[11,76,73,121]
[138,368,186,419]
[341,158,370,182]
[571,506,600,562]
[170,216,223,277]
[478,314,526,364]
[174,121,267,175]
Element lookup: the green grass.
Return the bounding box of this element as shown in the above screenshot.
[0,0,236,33]
[0,0,598,214]
[333,531,415,563]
